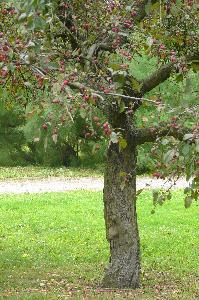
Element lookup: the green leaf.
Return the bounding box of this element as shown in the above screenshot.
[131,79,142,92]
[126,5,132,11]
[193,176,199,183]
[152,189,159,206]
[176,74,183,82]
[44,136,48,152]
[163,149,178,163]
[119,101,126,113]
[184,196,192,208]
[120,180,125,191]
[79,109,87,119]
[136,188,144,196]
[158,195,165,206]
[108,64,121,71]
[110,132,119,144]
[191,62,199,72]
[18,12,27,22]
[112,70,127,86]
[145,0,152,15]
[161,138,169,145]
[166,192,172,200]
[171,4,180,15]
[182,144,190,156]
[184,187,191,194]
[195,139,199,152]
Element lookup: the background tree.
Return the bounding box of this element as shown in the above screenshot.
[0,0,198,288]
[0,101,27,166]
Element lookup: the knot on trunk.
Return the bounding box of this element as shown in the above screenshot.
[108,225,119,240]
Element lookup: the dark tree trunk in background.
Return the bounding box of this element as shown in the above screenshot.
[60,142,77,166]
[102,129,140,288]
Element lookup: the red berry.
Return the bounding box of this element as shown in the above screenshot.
[152,172,162,179]
[1,69,8,77]
[112,27,119,33]
[2,9,8,15]
[42,124,48,130]
[104,129,111,136]
[85,132,91,138]
[103,122,109,129]
[170,55,176,62]
[124,20,132,28]
[63,79,69,85]
[93,116,100,122]
[52,99,60,104]
[3,45,9,52]
[83,95,89,101]
[171,116,177,121]
[159,44,166,50]
[83,23,90,30]
[131,10,137,17]
[95,144,100,150]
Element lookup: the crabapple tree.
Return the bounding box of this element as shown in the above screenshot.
[0,0,198,288]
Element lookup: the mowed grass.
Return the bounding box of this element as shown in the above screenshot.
[0,166,103,181]
[0,190,198,299]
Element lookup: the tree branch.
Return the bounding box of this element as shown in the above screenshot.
[135,125,198,145]
[141,52,199,94]
[68,82,106,109]
[87,40,113,59]
[95,91,159,105]
[141,63,173,94]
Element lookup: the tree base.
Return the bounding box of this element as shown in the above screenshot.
[102,260,140,289]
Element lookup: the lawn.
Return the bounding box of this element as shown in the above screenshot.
[0,190,198,299]
[0,166,103,181]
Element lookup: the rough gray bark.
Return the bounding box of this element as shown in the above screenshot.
[102,134,140,288]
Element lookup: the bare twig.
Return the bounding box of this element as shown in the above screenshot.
[93,91,160,105]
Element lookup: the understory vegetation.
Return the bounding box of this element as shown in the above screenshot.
[0,166,103,180]
[0,190,198,299]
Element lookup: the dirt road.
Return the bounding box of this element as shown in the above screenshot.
[0,177,189,194]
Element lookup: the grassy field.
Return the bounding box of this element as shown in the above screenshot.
[0,190,198,299]
[0,166,103,181]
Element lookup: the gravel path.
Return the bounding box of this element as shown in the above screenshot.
[0,177,189,194]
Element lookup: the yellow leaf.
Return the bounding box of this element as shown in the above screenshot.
[119,138,127,149]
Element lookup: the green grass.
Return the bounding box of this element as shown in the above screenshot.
[0,190,198,299]
[0,166,103,181]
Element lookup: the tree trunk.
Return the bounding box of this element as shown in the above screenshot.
[102,137,140,288]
